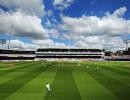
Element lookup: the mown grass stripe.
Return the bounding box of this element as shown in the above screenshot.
[86,68,130,100]
[0,62,48,100]
[0,62,30,70]
[103,69,130,86]
[93,61,130,73]
[89,62,130,87]
[84,62,130,86]
[0,62,36,75]
[6,64,57,100]
[0,62,41,84]
[73,70,118,100]
[95,65,130,86]
[94,62,130,75]
[45,69,81,100]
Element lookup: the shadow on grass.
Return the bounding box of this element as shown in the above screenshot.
[0,62,36,76]
[0,63,48,100]
[45,70,81,100]
[86,69,130,100]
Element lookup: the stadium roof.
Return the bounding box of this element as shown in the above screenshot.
[37,48,102,52]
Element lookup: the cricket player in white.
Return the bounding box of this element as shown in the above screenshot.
[97,66,99,70]
[86,66,89,69]
[46,83,51,92]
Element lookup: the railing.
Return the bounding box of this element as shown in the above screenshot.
[0,54,35,57]
[36,52,104,55]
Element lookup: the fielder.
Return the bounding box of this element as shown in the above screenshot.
[97,66,99,70]
[46,83,51,92]
[42,62,46,67]
[86,66,89,69]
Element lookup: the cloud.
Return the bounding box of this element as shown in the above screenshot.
[0,4,128,51]
[0,36,125,51]
[9,40,37,50]
[48,29,60,38]
[0,0,69,50]
[47,10,53,17]
[0,10,48,39]
[0,39,37,50]
[60,7,129,50]
[0,39,68,50]
[61,7,130,38]
[74,36,125,51]
[0,0,45,17]
[113,6,127,17]
[32,39,68,48]
[53,0,74,10]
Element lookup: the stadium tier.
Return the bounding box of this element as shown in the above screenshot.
[0,49,35,61]
[104,56,130,61]
[35,48,104,61]
[104,48,130,61]
[1,48,130,61]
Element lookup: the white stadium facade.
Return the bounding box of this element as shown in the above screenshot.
[0,48,104,61]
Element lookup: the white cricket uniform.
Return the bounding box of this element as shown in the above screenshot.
[86,66,89,69]
[46,84,51,91]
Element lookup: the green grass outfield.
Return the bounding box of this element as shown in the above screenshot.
[0,61,130,100]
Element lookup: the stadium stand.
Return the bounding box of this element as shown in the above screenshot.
[104,56,130,61]
[104,48,130,61]
[1,48,130,61]
[123,48,130,55]
[35,48,104,61]
[0,49,35,61]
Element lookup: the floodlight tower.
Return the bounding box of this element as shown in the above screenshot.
[0,39,6,46]
[123,39,130,50]
[8,25,13,50]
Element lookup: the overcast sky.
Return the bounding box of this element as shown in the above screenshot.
[0,0,130,51]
